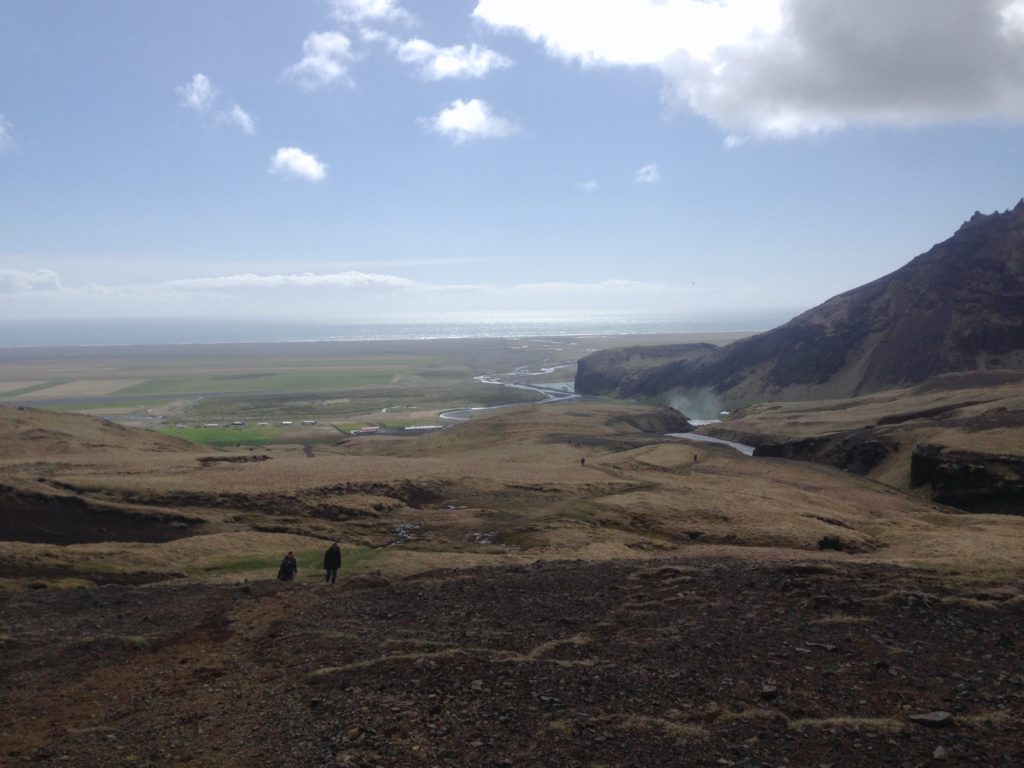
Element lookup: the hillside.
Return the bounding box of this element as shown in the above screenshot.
[4,402,1024,591]
[700,371,1024,514]
[3,395,1024,767]
[3,559,1022,767]
[576,201,1024,411]
[0,405,196,460]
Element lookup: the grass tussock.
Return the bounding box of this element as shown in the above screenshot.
[809,614,878,626]
[610,715,705,739]
[787,716,904,733]
[308,648,472,677]
[518,634,592,661]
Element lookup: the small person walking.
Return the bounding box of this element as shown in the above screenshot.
[323,542,342,584]
[277,551,298,581]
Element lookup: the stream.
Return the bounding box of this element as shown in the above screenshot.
[438,366,578,422]
[438,370,758,458]
[665,431,756,456]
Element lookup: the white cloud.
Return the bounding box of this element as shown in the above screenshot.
[474,0,1024,137]
[269,147,327,182]
[176,73,218,112]
[0,269,63,294]
[1004,0,1024,31]
[164,271,416,290]
[0,265,683,321]
[396,39,512,80]
[634,163,660,184]
[326,0,412,24]
[225,104,255,135]
[176,75,254,134]
[156,272,667,304]
[0,114,12,153]
[428,99,520,143]
[285,32,356,90]
[359,27,393,43]
[724,135,748,150]
[576,179,599,192]
[510,279,665,294]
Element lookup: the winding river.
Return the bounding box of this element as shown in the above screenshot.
[665,430,756,456]
[438,369,578,422]
[439,368,758,457]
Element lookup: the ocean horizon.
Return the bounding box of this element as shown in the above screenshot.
[0,312,796,348]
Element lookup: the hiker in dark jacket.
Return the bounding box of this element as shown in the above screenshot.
[277,551,298,581]
[323,542,342,583]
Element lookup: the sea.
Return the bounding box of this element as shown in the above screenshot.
[0,312,795,348]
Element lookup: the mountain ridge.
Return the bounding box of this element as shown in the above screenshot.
[576,201,1024,410]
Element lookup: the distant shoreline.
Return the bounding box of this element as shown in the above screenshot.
[0,313,792,350]
[0,331,755,362]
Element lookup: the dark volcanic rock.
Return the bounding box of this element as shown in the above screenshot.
[576,201,1024,409]
[910,443,1024,514]
[2,560,1022,768]
[575,343,721,397]
[0,483,203,545]
[755,432,897,476]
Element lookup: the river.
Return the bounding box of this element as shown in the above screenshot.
[665,431,756,456]
[439,370,758,458]
[438,368,578,422]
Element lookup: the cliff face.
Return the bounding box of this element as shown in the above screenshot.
[576,201,1024,410]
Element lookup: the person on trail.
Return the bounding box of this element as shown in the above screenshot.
[277,551,298,581]
[580,457,586,467]
[323,542,342,584]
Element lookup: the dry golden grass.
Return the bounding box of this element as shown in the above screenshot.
[4,398,1024,589]
[610,715,705,739]
[17,379,147,399]
[0,380,47,394]
[717,373,1024,462]
[787,716,905,733]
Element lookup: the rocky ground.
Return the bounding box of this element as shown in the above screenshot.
[2,557,1021,768]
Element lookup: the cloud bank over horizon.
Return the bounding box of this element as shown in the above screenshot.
[0,266,699,321]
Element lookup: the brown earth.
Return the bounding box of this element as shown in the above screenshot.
[1,557,1022,767]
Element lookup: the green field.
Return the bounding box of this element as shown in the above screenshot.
[1,380,72,398]
[160,426,282,446]
[0,333,750,426]
[120,370,401,396]
[43,400,173,413]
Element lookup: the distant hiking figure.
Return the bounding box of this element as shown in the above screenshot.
[580,457,586,467]
[277,551,298,582]
[323,542,342,584]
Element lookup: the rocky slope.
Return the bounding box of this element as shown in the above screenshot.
[2,558,1022,767]
[576,202,1024,411]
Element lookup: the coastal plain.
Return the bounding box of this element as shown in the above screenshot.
[0,332,751,435]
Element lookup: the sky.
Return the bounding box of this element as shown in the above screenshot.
[2,0,1024,329]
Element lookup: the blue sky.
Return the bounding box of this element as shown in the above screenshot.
[2,0,1024,326]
